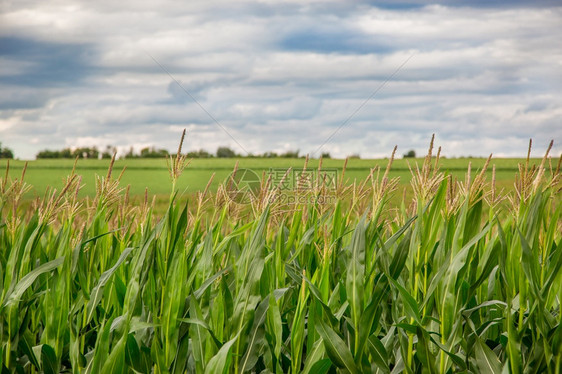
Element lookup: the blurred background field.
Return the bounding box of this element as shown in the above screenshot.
[0,157,533,199]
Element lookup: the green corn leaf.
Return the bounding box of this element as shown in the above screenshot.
[346,217,366,342]
[356,278,388,363]
[125,334,147,374]
[41,344,58,374]
[469,240,500,295]
[188,296,208,373]
[85,319,112,374]
[266,291,284,366]
[415,326,437,374]
[462,300,507,316]
[388,229,413,280]
[204,334,239,374]
[302,339,327,374]
[71,229,122,274]
[387,276,421,325]
[100,333,127,374]
[315,319,360,374]
[307,358,332,374]
[194,267,231,299]
[239,295,270,372]
[518,229,542,301]
[18,332,40,371]
[474,337,502,374]
[2,257,64,307]
[303,276,339,326]
[542,239,562,299]
[178,317,221,348]
[85,248,133,324]
[367,335,390,374]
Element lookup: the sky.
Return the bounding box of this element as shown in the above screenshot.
[1,0,561,160]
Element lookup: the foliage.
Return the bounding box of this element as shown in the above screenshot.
[280,149,300,158]
[1,136,561,373]
[140,147,170,158]
[216,146,238,158]
[36,147,99,159]
[403,149,416,158]
[124,146,170,159]
[0,143,14,159]
[187,149,213,158]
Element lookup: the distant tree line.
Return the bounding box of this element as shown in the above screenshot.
[36,147,102,159]
[403,149,416,158]
[36,146,170,159]
[0,142,14,159]
[34,145,327,159]
[123,147,170,159]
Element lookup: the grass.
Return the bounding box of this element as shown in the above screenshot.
[0,137,560,373]
[0,156,531,197]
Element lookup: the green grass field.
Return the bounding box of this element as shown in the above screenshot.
[0,157,532,199]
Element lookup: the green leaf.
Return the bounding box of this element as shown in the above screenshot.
[86,319,112,374]
[18,333,40,370]
[125,334,146,374]
[518,229,541,301]
[188,296,208,373]
[415,326,437,374]
[462,300,507,316]
[302,339,327,374]
[178,317,221,348]
[3,257,64,307]
[356,278,388,362]
[85,248,133,324]
[346,218,366,339]
[204,334,239,374]
[474,337,502,374]
[388,228,413,280]
[307,359,332,374]
[367,335,390,374]
[41,344,58,374]
[315,319,360,374]
[239,295,270,372]
[194,267,231,299]
[387,276,421,325]
[101,333,127,374]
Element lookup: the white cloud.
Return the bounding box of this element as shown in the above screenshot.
[1,1,561,159]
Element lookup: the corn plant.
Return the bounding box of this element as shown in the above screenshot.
[0,136,560,373]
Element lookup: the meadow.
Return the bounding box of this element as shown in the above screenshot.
[0,156,528,198]
[0,138,561,373]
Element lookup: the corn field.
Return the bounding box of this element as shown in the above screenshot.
[1,136,561,373]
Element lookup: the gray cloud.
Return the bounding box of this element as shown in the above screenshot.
[0,36,97,87]
[1,1,561,159]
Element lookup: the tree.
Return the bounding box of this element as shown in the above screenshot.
[36,149,60,159]
[280,150,299,158]
[37,147,101,159]
[60,148,72,158]
[124,147,136,159]
[216,146,236,158]
[102,145,116,159]
[140,147,169,158]
[187,149,213,158]
[403,150,416,158]
[73,147,99,159]
[261,151,278,158]
[0,143,14,159]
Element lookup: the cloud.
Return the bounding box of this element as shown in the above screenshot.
[0,36,97,87]
[0,1,561,159]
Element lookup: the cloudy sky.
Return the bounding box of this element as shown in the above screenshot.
[1,0,561,159]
